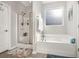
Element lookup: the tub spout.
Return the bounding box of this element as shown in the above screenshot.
[41,35,44,41]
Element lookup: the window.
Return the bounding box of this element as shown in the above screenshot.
[46,8,64,26]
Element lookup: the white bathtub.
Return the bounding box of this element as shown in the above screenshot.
[36,34,76,57]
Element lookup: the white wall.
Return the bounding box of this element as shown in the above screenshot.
[42,2,67,34]
[66,1,78,57]
[66,2,76,37]
[77,1,79,57]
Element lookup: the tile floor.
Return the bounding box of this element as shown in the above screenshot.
[0,51,47,58]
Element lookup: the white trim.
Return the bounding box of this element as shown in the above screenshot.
[8,6,11,50]
[8,46,17,50]
[6,4,18,50]
[15,12,18,47]
[76,1,79,57]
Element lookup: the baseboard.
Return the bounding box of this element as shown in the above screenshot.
[32,51,37,54]
[8,45,17,50]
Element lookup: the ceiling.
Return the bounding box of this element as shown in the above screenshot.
[42,1,57,4]
[20,1,32,7]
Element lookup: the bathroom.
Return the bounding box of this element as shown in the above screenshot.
[0,1,78,58]
[33,1,79,58]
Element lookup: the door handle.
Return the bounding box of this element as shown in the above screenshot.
[4,29,8,32]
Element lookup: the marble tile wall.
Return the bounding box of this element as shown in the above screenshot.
[18,6,33,44]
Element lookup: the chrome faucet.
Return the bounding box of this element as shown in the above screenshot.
[41,31,45,41]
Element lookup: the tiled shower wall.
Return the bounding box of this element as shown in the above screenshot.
[17,6,33,44]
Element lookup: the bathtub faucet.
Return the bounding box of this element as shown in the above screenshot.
[41,34,45,41]
[41,35,44,41]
